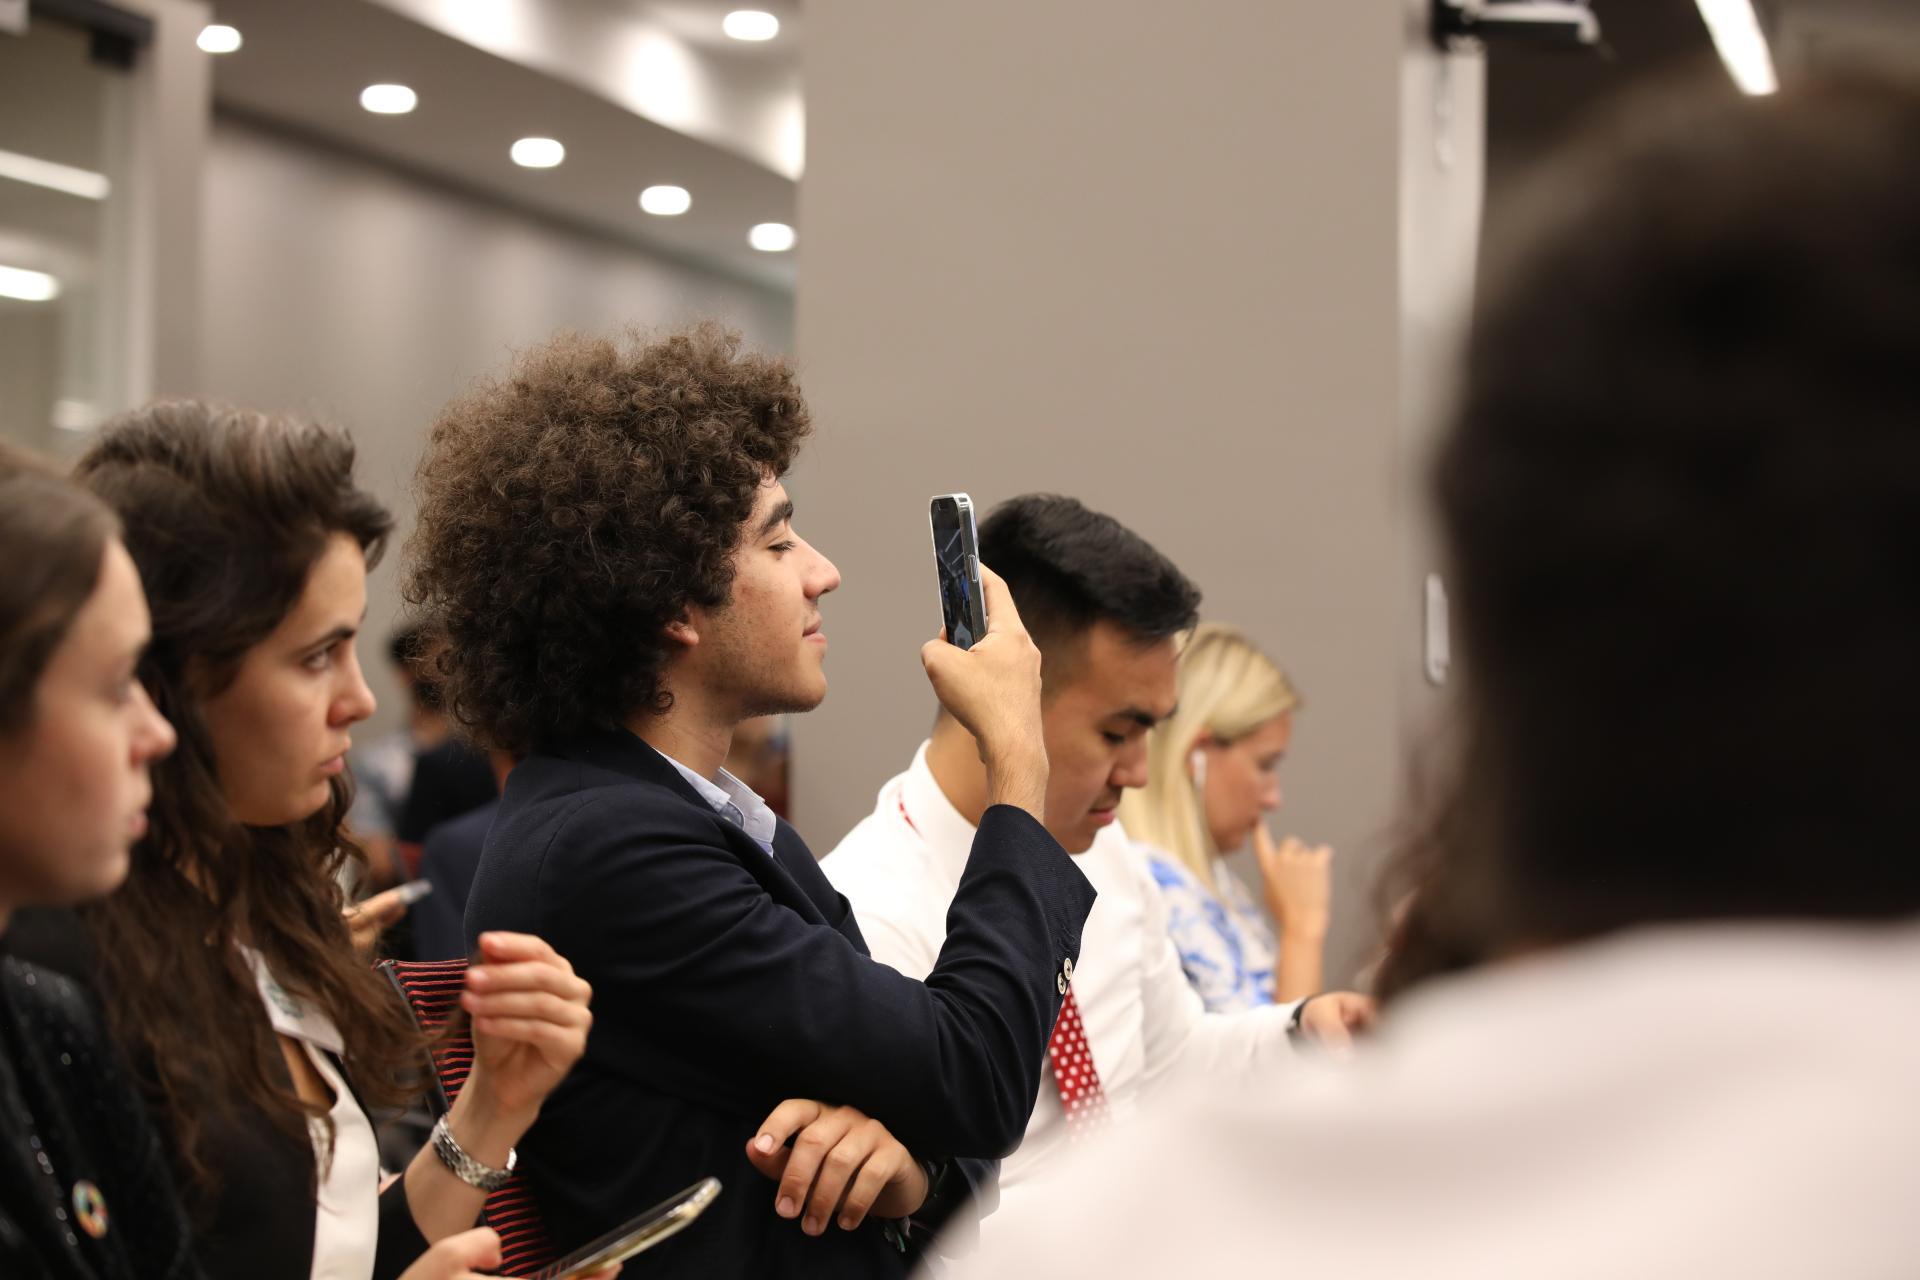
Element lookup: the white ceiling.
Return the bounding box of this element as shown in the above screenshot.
[205,0,800,290]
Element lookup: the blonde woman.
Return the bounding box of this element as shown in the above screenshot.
[1118,624,1331,1009]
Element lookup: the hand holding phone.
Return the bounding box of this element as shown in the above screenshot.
[343,881,425,953]
[918,562,1049,818]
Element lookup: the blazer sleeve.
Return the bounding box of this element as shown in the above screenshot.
[543,798,1094,1158]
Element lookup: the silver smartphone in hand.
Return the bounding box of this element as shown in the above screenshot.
[533,1177,722,1278]
[929,494,989,650]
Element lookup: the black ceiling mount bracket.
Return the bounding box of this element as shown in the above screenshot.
[27,0,153,69]
[1433,0,1603,51]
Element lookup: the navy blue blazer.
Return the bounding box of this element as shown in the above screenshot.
[463,727,1094,1277]
[413,799,499,962]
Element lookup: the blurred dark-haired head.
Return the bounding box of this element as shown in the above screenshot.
[0,443,175,912]
[0,444,121,733]
[1380,74,1920,997]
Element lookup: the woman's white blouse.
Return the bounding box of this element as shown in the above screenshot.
[245,950,382,1280]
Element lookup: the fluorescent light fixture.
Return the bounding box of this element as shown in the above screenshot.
[1696,0,1777,96]
[722,10,780,41]
[0,265,60,302]
[197,24,243,54]
[639,185,692,216]
[0,148,110,200]
[748,222,795,252]
[360,84,419,114]
[510,137,565,168]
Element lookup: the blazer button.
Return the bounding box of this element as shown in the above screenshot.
[1056,973,1067,995]
[1063,956,1075,983]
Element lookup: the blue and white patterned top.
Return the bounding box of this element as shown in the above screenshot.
[1146,851,1279,1013]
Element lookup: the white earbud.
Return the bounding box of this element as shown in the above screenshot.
[1189,748,1207,789]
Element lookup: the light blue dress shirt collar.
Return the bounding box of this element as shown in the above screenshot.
[660,751,778,854]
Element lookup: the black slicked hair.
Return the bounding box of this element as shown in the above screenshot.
[978,494,1201,684]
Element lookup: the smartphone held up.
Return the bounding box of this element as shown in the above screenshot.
[929,494,988,650]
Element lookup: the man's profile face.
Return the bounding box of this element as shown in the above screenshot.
[690,477,841,720]
[1038,621,1179,854]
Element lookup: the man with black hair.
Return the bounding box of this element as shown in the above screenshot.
[825,494,1372,1231]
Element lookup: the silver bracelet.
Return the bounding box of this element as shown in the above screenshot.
[429,1114,517,1192]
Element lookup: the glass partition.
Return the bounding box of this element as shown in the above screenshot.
[0,15,134,455]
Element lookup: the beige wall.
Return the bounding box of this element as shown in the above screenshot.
[0,307,58,446]
[793,0,1483,982]
[198,115,794,733]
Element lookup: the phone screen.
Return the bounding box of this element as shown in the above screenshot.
[930,495,987,650]
[534,1178,721,1278]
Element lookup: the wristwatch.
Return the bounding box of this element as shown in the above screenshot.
[429,1115,517,1192]
[1287,993,1320,1041]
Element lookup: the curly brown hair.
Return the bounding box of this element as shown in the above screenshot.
[406,323,812,753]
[74,402,426,1200]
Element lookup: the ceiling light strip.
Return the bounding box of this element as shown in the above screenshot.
[0,148,111,200]
[0,265,61,303]
[1696,0,1778,96]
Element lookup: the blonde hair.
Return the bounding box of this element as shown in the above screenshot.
[1119,622,1299,884]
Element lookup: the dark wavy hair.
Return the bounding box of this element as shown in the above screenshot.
[1374,75,1920,1002]
[406,322,812,753]
[0,443,120,732]
[73,402,425,1195]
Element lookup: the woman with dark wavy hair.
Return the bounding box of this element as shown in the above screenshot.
[13,404,598,1280]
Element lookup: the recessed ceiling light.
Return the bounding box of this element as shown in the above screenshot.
[197,24,243,54]
[748,222,795,252]
[360,84,418,115]
[639,185,692,216]
[510,137,566,168]
[723,10,780,41]
[0,264,60,303]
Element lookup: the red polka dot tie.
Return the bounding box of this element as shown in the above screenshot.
[1047,985,1111,1140]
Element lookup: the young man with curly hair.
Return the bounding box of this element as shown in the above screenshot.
[406,323,1095,1276]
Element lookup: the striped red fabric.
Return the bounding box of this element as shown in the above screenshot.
[379,959,560,1277]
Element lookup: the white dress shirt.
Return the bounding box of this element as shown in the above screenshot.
[822,742,1301,1230]
[950,922,1920,1279]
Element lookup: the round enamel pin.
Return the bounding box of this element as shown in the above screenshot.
[71,1180,108,1239]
